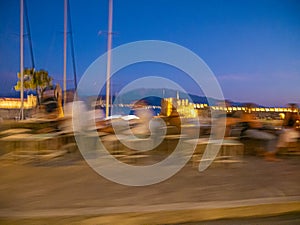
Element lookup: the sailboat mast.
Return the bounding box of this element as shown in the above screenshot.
[63,0,68,108]
[67,0,77,90]
[20,0,24,120]
[105,0,113,117]
[24,0,35,69]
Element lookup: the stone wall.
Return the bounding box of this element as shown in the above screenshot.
[0,108,33,120]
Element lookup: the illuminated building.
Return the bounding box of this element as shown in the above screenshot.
[161,98,198,118]
[161,97,299,120]
[0,94,37,109]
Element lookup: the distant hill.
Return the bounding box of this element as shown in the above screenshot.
[112,88,266,107]
[0,88,265,107]
[109,88,217,106]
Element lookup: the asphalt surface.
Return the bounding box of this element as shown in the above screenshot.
[0,152,300,224]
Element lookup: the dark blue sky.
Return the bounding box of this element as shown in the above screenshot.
[0,0,300,106]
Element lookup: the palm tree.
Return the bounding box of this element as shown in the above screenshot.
[14,68,34,92]
[14,68,53,105]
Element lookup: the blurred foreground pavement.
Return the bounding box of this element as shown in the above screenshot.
[0,155,300,224]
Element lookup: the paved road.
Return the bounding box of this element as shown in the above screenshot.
[0,154,300,224]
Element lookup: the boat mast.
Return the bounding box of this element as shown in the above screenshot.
[67,0,77,91]
[20,0,24,120]
[105,0,113,117]
[24,0,35,69]
[63,0,68,108]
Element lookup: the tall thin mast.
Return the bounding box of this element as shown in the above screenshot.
[105,0,113,117]
[20,0,24,120]
[67,0,77,90]
[24,0,35,69]
[63,0,68,107]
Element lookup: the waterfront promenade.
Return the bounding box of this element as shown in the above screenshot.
[1,152,300,224]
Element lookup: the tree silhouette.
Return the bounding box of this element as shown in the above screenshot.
[14,68,53,105]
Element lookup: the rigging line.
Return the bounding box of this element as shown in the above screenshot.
[67,0,77,90]
[24,0,35,69]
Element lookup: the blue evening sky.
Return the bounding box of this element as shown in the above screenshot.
[0,0,300,106]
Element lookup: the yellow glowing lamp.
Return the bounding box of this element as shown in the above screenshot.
[279,113,285,120]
